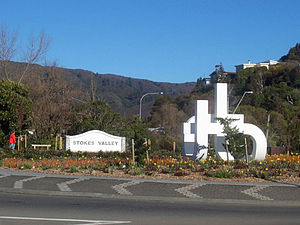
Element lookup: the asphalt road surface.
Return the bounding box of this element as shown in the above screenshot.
[0,192,300,225]
[0,169,300,225]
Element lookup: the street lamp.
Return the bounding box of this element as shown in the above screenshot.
[139,92,163,119]
[233,91,253,114]
[71,97,87,104]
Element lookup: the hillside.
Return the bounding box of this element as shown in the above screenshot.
[280,43,300,62]
[147,43,300,153]
[64,69,195,117]
[0,61,195,117]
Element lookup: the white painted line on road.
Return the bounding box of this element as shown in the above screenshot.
[57,177,90,192]
[14,176,45,189]
[175,184,205,198]
[0,174,10,179]
[112,180,143,195]
[0,216,131,224]
[241,186,273,201]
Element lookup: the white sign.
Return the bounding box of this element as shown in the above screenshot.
[66,130,126,152]
[183,83,267,161]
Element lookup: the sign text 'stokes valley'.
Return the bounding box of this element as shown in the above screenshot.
[66,130,126,152]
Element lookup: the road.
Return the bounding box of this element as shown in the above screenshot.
[0,169,300,225]
[0,192,300,225]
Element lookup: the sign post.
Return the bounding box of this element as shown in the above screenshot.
[132,139,135,164]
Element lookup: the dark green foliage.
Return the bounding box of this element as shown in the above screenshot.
[127,116,148,163]
[216,117,245,159]
[191,78,214,95]
[68,100,128,137]
[212,169,233,179]
[280,43,300,62]
[232,62,300,153]
[234,67,269,95]
[0,80,32,146]
[96,150,130,159]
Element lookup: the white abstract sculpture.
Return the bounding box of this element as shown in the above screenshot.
[182,83,267,161]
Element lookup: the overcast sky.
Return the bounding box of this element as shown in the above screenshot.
[1,0,300,83]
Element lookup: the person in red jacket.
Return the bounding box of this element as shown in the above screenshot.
[9,131,16,150]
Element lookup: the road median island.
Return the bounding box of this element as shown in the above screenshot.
[0,153,299,183]
[0,166,300,184]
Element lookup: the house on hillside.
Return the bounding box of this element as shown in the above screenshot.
[202,78,212,86]
[202,60,278,86]
[209,64,236,83]
[202,64,236,86]
[209,70,236,83]
[235,60,278,72]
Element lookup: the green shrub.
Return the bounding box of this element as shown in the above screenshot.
[69,165,78,173]
[22,163,32,170]
[129,166,144,176]
[42,165,49,170]
[208,169,233,179]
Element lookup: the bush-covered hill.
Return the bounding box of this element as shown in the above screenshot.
[148,43,300,153]
[280,43,300,63]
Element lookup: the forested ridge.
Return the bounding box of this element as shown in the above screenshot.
[0,61,195,117]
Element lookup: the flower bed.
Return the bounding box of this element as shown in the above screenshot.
[1,153,300,182]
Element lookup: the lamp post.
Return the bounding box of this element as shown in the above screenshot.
[139,92,163,119]
[233,91,253,114]
[71,97,87,104]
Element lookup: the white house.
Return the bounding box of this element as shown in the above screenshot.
[202,78,211,86]
[235,60,278,72]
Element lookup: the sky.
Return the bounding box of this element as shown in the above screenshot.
[1,0,300,83]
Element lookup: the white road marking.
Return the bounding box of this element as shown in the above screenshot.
[57,178,89,192]
[175,184,205,198]
[241,186,273,200]
[14,176,45,189]
[112,180,143,195]
[0,216,131,224]
[0,174,9,179]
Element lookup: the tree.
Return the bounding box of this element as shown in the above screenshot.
[191,78,213,95]
[68,99,128,136]
[127,116,149,163]
[0,24,17,80]
[148,95,186,136]
[215,63,226,82]
[0,79,32,146]
[26,62,74,139]
[217,117,245,160]
[0,24,50,83]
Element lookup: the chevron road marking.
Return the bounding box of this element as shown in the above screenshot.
[0,216,131,224]
[112,180,143,195]
[57,178,90,192]
[241,186,273,200]
[175,184,206,199]
[14,176,45,189]
[0,174,10,179]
